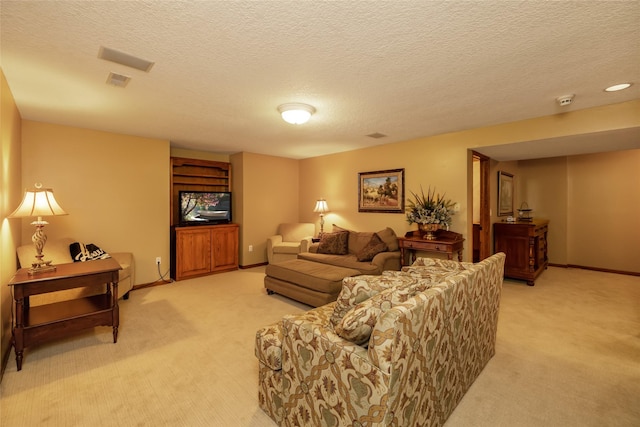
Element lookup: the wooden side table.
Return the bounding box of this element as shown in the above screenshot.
[8,258,121,371]
[398,230,465,266]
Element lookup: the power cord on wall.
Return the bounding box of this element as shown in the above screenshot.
[156,259,174,284]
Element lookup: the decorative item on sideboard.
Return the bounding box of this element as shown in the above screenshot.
[517,202,533,222]
[405,186,456,240]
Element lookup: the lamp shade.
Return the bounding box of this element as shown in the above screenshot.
[9,187,68,218]
[313,199,329,213]
[278,103,316,125]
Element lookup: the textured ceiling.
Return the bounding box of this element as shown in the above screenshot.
[1,1,639,159]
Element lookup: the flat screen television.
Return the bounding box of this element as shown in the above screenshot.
[179,191,232,225]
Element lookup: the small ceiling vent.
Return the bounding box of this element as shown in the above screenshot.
[366,132,387,139]
[98,46,154,72]
[106,72,131,88]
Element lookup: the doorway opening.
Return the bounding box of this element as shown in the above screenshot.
[472,151,491,262]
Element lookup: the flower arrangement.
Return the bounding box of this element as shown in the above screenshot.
[405,186,456,229]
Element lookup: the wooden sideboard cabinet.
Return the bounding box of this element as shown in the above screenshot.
[494,219,549,286]
[171,223,239,281]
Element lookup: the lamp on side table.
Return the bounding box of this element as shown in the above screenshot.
[8,183,68,275]
[313,198,329,237]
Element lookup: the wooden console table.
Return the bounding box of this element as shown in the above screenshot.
[8,258,121,371]
[398,230,465,266]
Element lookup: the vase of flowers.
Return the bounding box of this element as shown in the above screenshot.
[406,186,456,240]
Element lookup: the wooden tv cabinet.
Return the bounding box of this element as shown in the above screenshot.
[171,223,239,281]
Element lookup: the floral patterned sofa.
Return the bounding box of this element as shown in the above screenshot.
[255,252,506,426]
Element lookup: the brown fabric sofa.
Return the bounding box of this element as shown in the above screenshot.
[256,253,506,426]
[264,225,401,306]
[299,225,401,274]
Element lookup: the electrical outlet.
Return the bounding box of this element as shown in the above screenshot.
[249,245,254,252]
[156,257,161,265]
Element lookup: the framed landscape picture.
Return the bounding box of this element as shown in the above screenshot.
[497,171,514,216]
[358,168,405,213]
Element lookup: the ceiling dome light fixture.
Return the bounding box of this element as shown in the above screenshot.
[277,103,316,125]
[605,83,632,92]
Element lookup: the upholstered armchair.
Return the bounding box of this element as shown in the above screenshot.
[267,223,315,264]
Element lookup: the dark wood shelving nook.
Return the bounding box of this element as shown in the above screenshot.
[170,157,239,281]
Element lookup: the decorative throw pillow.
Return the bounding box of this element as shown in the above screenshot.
[335,280,432,345]
[69,242,111,262]
[317,231,349,255]
[330,273,421,326]
[376,227,399,252]
[356,233,388,261]
[332,224,350,233]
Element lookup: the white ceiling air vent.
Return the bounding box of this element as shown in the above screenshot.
[98,46,154,72]
[106,72,131,88]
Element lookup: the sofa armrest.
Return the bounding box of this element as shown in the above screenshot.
[371,250,401,271]
[110,252,135,294]
[267,235,283,248]
[111,252,132,268]
[266,235,283,263]
[299,237,313,253]
[255,322,284,370]
[280,304,389,425]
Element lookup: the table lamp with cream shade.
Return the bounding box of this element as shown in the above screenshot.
[8,183,68,274]
[313,198,329,236]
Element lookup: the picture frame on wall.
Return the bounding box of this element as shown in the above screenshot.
[358,168,405,213]
[497,171,514,216]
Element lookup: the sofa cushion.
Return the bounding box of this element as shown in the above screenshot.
[333,224,399,253]
[399,257,474,280]
[265,259,360,295]
[356,233,388,262]
[376,227,399,252]
[297,252,382,275]
[329,273,421,327]
[272,242,304,254]
[317,231,349,255]
[279,222,315,243]
[335,279,432,345]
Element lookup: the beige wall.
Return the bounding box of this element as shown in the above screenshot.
[21,121,171,284]
[298,141,468,244]
[566,150,640,271]
[299,101,640,265]
[231,152,300,266]
[518,157,569,264]
[1,70,23,374]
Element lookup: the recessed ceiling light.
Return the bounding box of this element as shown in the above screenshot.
[604,83,632,92]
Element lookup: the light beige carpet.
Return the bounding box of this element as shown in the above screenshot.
[1,266,639,426]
